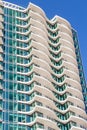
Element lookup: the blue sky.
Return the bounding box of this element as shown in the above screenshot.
[5,0,87,81]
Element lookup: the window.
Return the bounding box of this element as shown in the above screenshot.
[9,114,13,122]
[9,102,13,110]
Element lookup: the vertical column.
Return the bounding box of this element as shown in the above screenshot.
[0,1,4,130]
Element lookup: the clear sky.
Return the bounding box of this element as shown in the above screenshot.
[4,0,87,81]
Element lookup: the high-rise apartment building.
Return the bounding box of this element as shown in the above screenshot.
[0,0,87,130]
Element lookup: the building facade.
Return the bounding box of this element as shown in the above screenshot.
[0,1,87,130]
[72,30,87,114]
